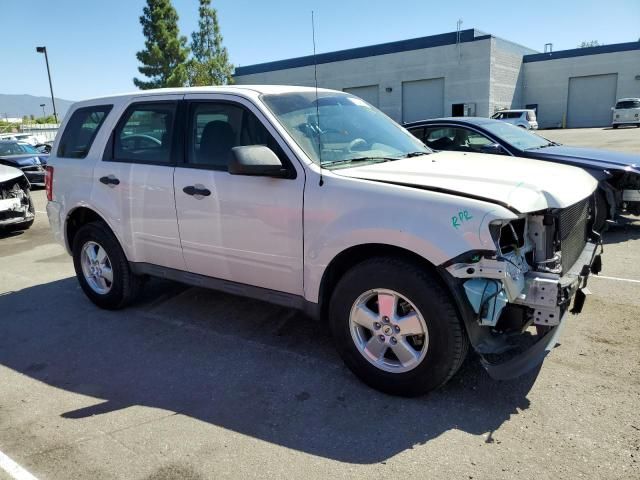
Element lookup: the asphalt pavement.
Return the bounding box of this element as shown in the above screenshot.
[0,127,638,479]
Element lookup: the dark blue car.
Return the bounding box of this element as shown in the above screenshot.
[0,140,48,186]
[404,118,640,231]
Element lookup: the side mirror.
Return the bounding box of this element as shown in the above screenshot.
[229,145,288,177]
[480,143,506,155]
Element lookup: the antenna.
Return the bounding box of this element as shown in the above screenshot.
[312,10,323,186]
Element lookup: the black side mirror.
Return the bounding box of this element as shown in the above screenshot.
[480,143,506,155]
[229,145,288,177]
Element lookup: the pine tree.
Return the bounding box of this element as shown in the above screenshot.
[188,0,234,86]
[134,0,190,89]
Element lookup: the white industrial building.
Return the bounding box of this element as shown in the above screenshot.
[234,29,640,128]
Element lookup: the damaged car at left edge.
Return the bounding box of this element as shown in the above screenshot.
[0,164,35,232]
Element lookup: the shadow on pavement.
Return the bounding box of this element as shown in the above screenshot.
[603,216,640,245]
[0,277,540,464]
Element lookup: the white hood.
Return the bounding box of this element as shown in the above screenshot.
[333,151,598,213]
[0,164,24,183]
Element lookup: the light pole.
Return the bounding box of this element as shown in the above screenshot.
[39,103,46,118]
[35,46,58,123]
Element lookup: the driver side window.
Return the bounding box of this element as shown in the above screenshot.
[187,101,287,170]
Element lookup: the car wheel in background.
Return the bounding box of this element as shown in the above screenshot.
[329,257,468,396]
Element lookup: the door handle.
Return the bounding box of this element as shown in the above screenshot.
[99,175,120,186]
[183,185,211,198]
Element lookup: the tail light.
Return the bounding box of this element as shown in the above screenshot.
[45,166,54,201]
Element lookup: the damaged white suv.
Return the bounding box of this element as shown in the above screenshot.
[46,86,602,396]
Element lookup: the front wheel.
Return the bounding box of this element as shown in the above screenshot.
[329,257,468,396]
[72,221,142,309]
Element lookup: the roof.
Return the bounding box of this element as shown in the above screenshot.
[235,29,492,76]
[523,41,640,63]
[403,117,494,128]
[67,85,335,107]
[492,109,533,113]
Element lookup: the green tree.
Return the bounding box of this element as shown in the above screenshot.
[188,0,234,86]
[134,0,190,89]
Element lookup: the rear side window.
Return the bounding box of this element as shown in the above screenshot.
[113,102,176,164]
[57,105,112,158]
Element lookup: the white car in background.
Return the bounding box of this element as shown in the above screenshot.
[0,133,39,145]
[611,98,640,128]
[491,109,538,130]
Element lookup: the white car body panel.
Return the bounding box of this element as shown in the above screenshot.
[91,94,185,271]
[174,92,305,294]
[0,164,23,183]
[46,85,596,306]
[333,152,597,212]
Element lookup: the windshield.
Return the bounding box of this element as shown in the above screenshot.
[483,121,552,150]
[615,100,640,109]
[0,142,39,155]
[262,91,430,167]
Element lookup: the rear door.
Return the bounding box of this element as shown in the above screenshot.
[93,95,185,271]
[174,93,305,295]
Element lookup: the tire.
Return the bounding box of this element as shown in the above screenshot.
[612,124,619,129]
[591,189,609,233]
[329,257,469,396]
[72,221,142,310]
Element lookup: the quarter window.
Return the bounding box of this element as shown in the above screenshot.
[114,103,176,164]
[57,105,112,158]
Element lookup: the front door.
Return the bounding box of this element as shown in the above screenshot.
[173,94,305,295]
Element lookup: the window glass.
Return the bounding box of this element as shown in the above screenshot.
[262,92,429,166]
[187,102,285,169]
[0,142,38,155]
[424,127,492,152]
[408,127,424,142]
[615,100,640,109]
[114,103,175,164]
[57,105,112,158]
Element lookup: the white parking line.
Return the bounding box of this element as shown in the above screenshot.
[35,211,46,214]
[0,450,39,480]
[592,275,640,284]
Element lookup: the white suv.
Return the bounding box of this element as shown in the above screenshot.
[46,86,601,396]
[491,109,538,130]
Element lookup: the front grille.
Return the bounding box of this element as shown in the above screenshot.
[559,197,589,273]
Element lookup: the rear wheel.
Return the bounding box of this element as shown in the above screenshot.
[72,221,142,309]
[329,257,468,396]
[612,124,619,129]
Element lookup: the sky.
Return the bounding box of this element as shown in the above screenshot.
[0,0,638,103]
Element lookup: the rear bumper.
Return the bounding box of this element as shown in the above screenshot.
[46,200,67,252]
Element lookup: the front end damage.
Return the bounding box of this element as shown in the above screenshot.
[440,196,602,380]
[0,175,35,228]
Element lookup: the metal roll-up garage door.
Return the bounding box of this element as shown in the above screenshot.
[402,78,444,123]
[343,85,379,108]
[567,74,618,128]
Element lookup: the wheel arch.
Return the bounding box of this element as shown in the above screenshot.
[65,206,126,258]
[317,243,442,320]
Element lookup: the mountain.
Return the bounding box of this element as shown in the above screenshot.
[0,94,75,119]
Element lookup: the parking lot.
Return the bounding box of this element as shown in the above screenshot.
[0,128,639,479]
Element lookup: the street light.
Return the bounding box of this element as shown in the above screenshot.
[39,103,46,118]
[35,46,58,123]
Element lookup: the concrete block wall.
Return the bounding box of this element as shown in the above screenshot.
[235,39,494,122]
[489,38,536,114]
[523,49,640,128]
